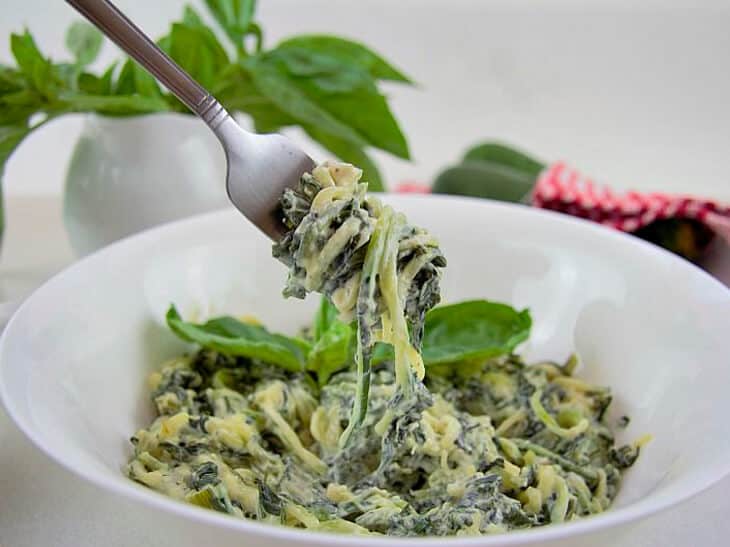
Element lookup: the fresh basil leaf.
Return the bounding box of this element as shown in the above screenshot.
[244,22,263,54]
[113,59,136,95]
[212,63,295,132]
[77,64,116,96]
[134,64,163,99]
[183,5,206,27]
[303,125,384,192]
[314,82,408,159]
[204,0,256,48]
[77,72,106,95]
[10,31,56,97]
[269,47,369,93]
[312,296,339,341]
[308,321,353,385]
[244,55,367,147]
[65,21,103,68]
[52,62,80,90]
[112,59,160,102]
[166,305,311,372]
[0,65,36,125]
[0,89,35,107]
[267,47,408,158]
[0,89,38,125]
[156,32,172,54]
[372,300,531,366]
[276,35,412,83]
[165,22,230,91]
[99,63,117,94]
[0,65,26,93]
[422,300,531,365]
[307,297,354,384]
[247,50,409,158]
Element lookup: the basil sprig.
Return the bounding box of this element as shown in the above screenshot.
[1,0,413,194]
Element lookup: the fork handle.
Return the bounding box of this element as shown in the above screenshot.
[66,0,229,130]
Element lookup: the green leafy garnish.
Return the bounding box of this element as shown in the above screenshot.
[373,300,531,367]
[307,298,354,386]
[250,41,410,160]
[306,297,353,385]
[311,295,339,341]
[307,321,352,383]
[243,53,369,150]
[166,305,311,372]
[275,35,412,83]
[165,299,531,384]
[0,1,413,206]
[164,21,229,91]
[421,300,531,365]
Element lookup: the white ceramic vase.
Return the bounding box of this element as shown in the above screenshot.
[63,112,231,256]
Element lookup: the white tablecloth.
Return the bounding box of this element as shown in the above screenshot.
[1,196,728,546]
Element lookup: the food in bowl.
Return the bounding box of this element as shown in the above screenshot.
[273,161,446,444]
[125,162,644,536]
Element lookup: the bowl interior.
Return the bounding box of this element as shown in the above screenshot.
[2,195,730,544]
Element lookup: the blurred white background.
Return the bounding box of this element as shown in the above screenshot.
[1,0,729,198]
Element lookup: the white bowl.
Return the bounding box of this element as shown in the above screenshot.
[2,195,730,547]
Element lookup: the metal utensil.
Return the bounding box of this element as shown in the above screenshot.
[66,0,315,240]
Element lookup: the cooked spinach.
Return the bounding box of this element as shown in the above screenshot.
[191,461,220,489]
[128,342,642,535]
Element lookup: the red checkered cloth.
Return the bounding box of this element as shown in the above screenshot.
[532,162,730,243]
[394,163,730,244]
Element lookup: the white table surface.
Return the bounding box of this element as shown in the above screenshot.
[1,196,729,547]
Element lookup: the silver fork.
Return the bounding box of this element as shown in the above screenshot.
[66,0,315,240]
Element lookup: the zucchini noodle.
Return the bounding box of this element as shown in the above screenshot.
[273,161,446,444]
[127,350,643,535]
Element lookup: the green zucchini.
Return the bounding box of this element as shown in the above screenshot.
[463,141,545,178]
[432,160,536,203]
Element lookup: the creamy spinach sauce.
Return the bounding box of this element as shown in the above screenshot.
[273,161,445,445]
[126,162,643,536]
